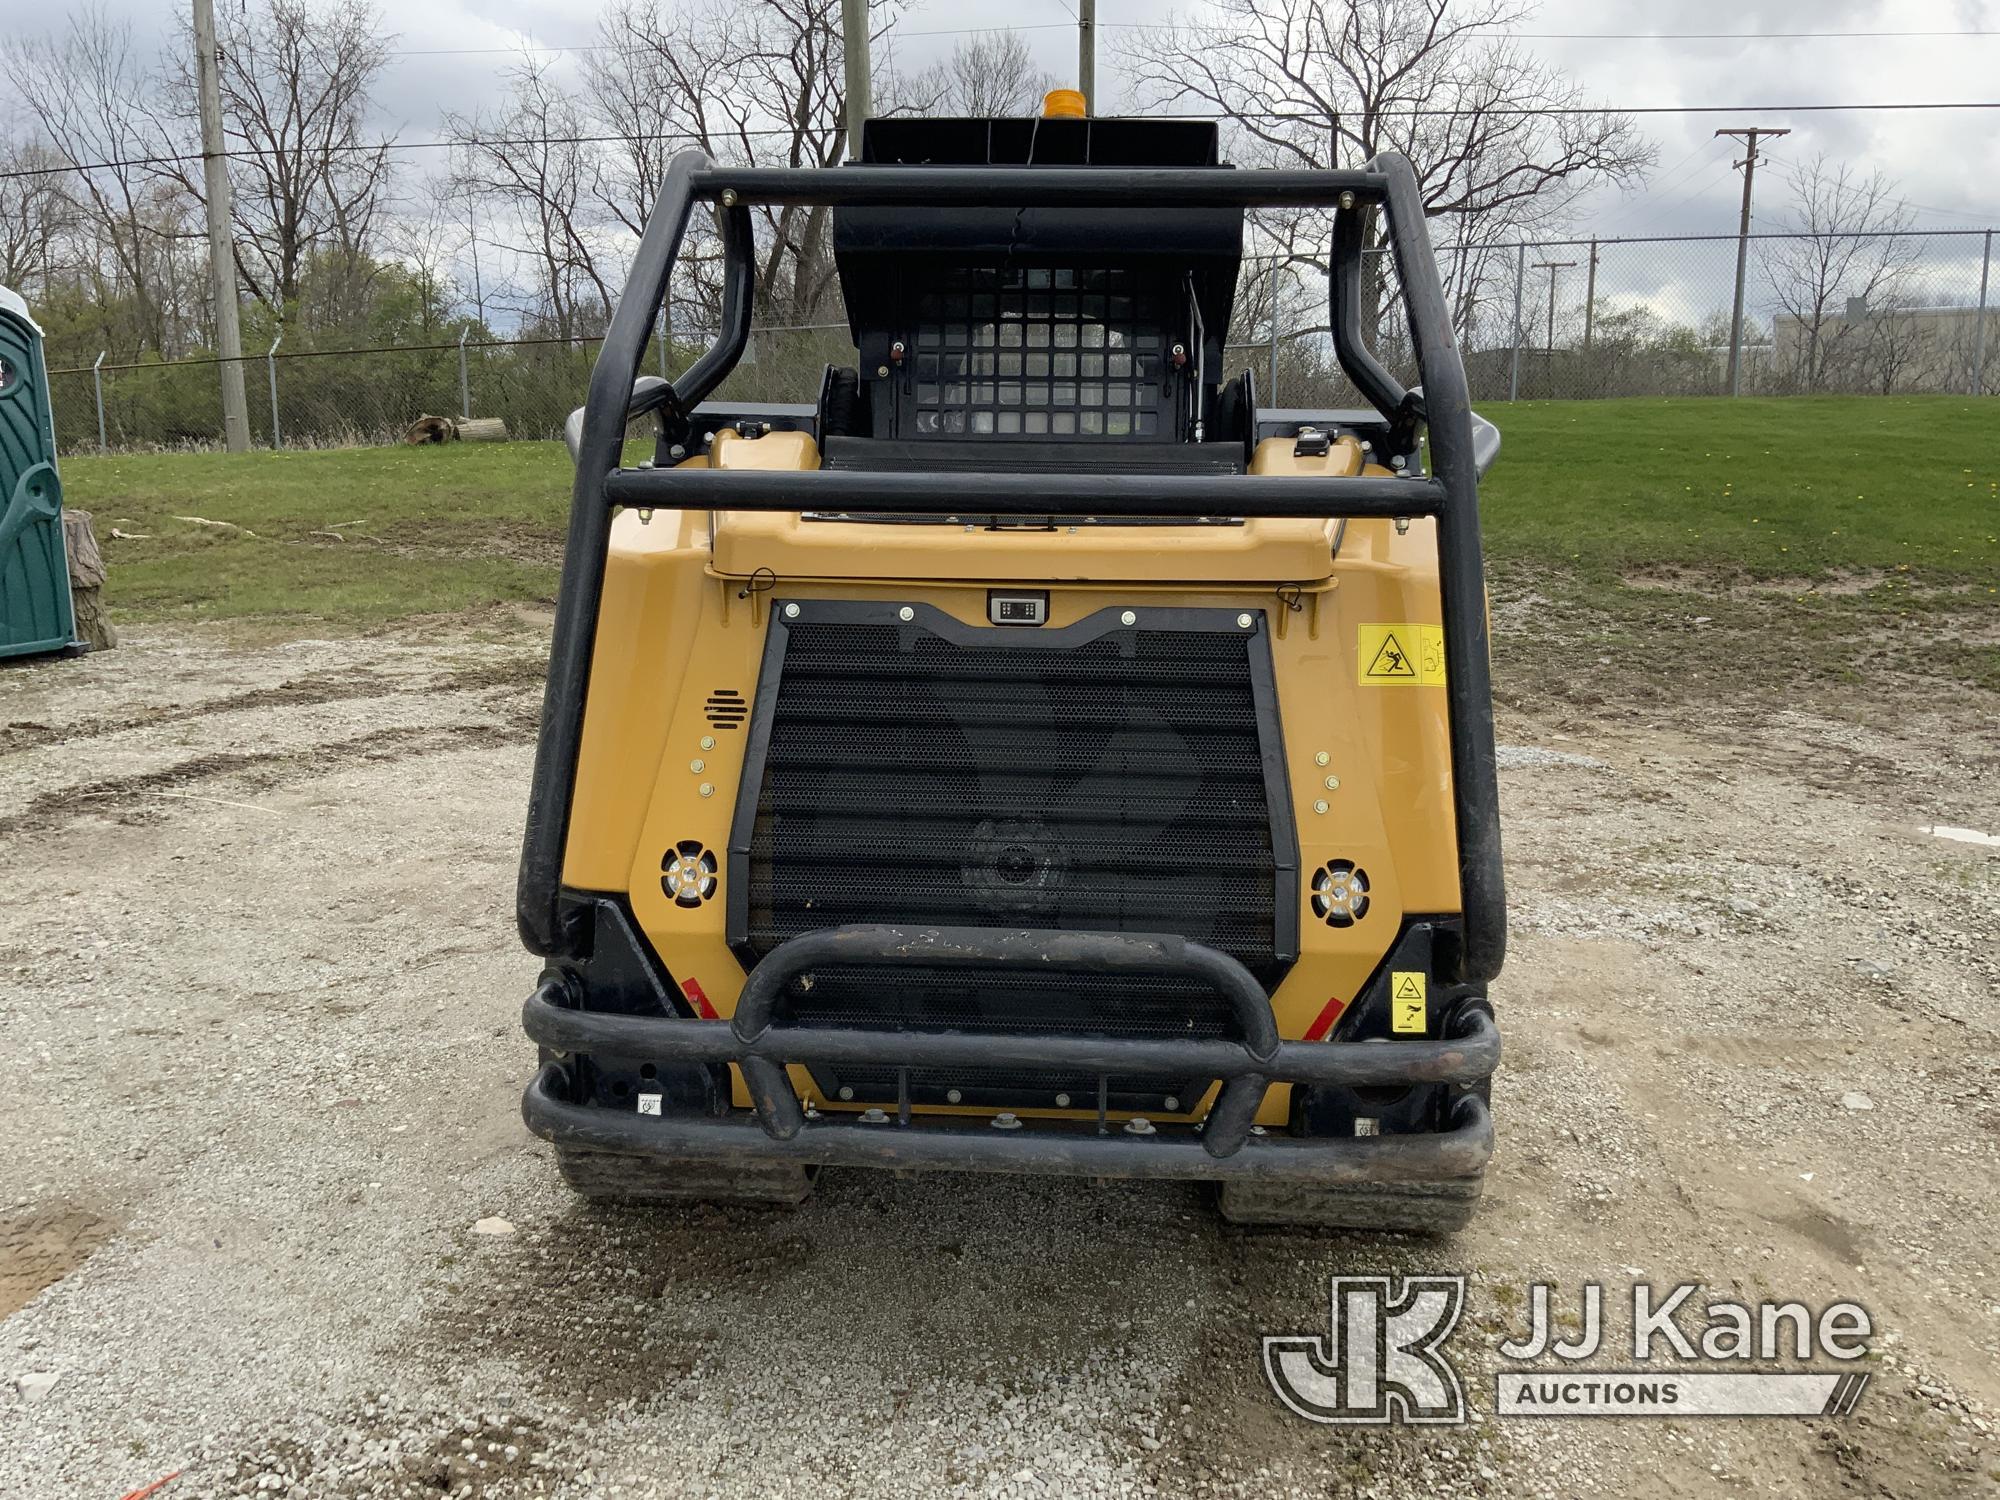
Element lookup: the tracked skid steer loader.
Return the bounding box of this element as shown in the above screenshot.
[516,109,1507,1233]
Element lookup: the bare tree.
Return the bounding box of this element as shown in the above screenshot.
[938,32,1059,117]
[163,0,397,318]
[1118,0,1653,346]
[585,0,920,329]
[1763,153,1917,392]
[448,54,614,341]
[0,138,78,293]
[4,8,191,354]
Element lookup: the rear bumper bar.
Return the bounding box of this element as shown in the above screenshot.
[519,924,1499,1182]
[522,1065,1493,1183]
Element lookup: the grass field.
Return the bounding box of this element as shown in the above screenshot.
[57,396,1999,686]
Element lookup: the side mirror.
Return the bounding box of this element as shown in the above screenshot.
[564,375,675,465]
[1468,410,1501,480]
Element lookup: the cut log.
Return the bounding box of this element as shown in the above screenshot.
[63,509,116,652]
[403,413,457,444]
[402,414,510,444]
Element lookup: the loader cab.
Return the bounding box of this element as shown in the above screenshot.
[816,116,1258,473]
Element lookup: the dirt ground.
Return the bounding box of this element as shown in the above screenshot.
[0,615,1994,1499]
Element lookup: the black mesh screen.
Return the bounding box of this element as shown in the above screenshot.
[736,609,1290,1108]
[905,267,1175,440]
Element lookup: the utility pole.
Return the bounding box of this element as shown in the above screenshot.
[1717,126,1788,397]
[839,0,871,162]
[1582,238,1600,352]
[1532,259,1576,399]
[1078,0,1096,115]
[1534,259,1577,353]
[193,0,249,452]
[1507,242,1527,402]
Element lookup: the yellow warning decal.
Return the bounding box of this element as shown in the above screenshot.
[1390,971,1428,1034]
[1357,623,1446,686]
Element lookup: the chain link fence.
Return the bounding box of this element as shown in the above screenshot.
[44,227,1996,455]
[1226,228,1996,409]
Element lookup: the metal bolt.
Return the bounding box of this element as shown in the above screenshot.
[877,364,891,377]
[898,606,914,622]
[1314,750,1330,767]
[1338,189,1356,210]
[1054,1093,1071,1108]
[783,603,800,619]
[1123,1116,1156,1136]
[1325,775,1341,791]
[839,1085,855,1101]
[700,735,715,751]
[859,1106,889,1124]
[946,1088,963,1104]
[991,1111,1023,1130]
[1236,613,1253,629]
[689,758,705,773]
[1395,516,1412,535]
[1391,454,1407,471]
[1120,610,1137,626]
[719,188,739,207]
[698,782,714,798]
[1314,799,1329,814]
[1163,1096,1181,1113]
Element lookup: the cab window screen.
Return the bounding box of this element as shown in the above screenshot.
[905,267,1176,439]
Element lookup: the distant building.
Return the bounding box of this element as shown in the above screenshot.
[1771,297,1998,392]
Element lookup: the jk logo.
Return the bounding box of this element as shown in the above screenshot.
[1263,1276,1469,1425]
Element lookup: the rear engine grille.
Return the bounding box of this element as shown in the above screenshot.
[730,603,1296,1108]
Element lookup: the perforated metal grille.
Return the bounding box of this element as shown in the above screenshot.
[907,267,1174,439]
[737,609,1290,1105]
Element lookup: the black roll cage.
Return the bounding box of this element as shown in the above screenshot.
[518,149,1507,988]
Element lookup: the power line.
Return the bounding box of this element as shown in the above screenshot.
[1592,140,1724,232]
[382,24,2000,58]
[10,102,2000,183]
[1506,29,2000,40]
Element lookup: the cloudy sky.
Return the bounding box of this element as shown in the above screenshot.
[26,0,2000,329]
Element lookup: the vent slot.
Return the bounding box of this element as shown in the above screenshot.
[705,689,748,728]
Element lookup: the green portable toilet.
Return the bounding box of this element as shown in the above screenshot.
[0,284,77,659]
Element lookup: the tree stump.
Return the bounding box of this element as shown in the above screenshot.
[63,509,116,652]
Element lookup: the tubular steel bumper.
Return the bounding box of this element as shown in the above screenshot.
[520,925,1499,1183]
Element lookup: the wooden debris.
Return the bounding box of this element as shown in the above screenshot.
[63,509,116,652]
[403,414,509,444]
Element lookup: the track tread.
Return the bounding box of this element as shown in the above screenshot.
[555,1147,815,1208]
[1216,1174,1483,1235]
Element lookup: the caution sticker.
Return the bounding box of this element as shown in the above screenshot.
[1358,623,1446,686]
[1390,971,1428,1034]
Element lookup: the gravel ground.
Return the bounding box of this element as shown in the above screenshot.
[0,622,1995,1499]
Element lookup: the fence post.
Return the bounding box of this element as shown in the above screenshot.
[266,332,283,449]
[458,327,471,418]
[1975,229,1993,398]
[91,351,107,449]
[1508,243,1527,402]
